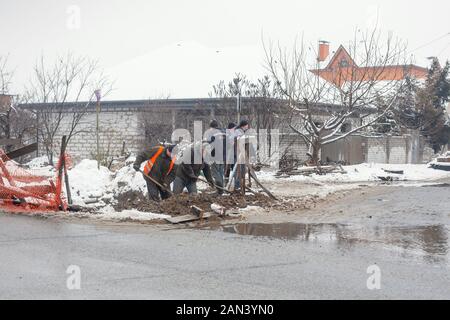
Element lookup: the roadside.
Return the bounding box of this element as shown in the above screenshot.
[1,183,449,299]
[3,156,450,226]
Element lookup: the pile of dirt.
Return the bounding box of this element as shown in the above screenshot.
[113,190,274,216]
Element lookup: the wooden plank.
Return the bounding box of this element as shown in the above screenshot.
[377,176,400,182]
[430,163,450,171]
[382,169,404,175]
[165,212,212,224]
[247,164,278,200]
[56,136,67,210]
[2,143,38,161]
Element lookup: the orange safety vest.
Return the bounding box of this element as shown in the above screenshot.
[143,146,176,176]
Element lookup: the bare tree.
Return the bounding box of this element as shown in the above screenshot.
[138,95,173,149]
[0,55,37,153]
[209,73,289,163]
[210,73,284,126]
[264,28,408,165]
[209,72,250,123]
[0,55,13,94]
[0,55,14,147]
[1,101,37,152]
[25,53,112,165]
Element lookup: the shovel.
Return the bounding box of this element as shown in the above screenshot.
[138,169,173,195]
[196,176,232,194]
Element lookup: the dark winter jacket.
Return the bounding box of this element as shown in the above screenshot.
[205,128,227,163]
[175,146,214,184]
[134,146,177,185]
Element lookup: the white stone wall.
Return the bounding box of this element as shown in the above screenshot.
[39,105,438,166]
[366,135,433,164]
[48,110,144,163]
[279,133,310,162]
[388,137,408,164]
[366,138,387,163]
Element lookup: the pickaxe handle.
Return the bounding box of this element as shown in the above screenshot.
[139,169,173,195]
[196,176,232,194]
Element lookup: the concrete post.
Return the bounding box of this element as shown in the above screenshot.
[171,109,176,131]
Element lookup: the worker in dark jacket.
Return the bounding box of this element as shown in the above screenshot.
[133,144,177,201]
[204,119,227,194]
[173,143,215,195]
[232,119,251,190]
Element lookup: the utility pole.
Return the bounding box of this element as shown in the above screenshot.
[94,89,101,170]
[317,39,330,99]
[233,77,241,123]
[236,91,241,124]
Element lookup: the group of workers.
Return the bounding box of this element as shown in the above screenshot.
[133,119,251,201]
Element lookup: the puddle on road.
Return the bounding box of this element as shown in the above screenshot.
[219,222,449,261]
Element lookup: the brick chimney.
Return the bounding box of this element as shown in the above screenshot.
[318,41,330,62]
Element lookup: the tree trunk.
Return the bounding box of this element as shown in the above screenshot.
[45,143,54,166]
[309,139,321,166]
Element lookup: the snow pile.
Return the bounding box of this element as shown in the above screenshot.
[429,158,450,168]
[97,205,169,221]
[67,157,152,208]
[333,163,450,182]
[258,163,450,183]
[25,155,51,169]
[68,159,112,205]
[17,156,167,221]
[238,205,262,212]
[108,163,147,196]
[17,155,54,177]
[20,153,450,222]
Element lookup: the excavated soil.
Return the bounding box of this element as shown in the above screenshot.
[113,190,274,216]
[112,188,327,217]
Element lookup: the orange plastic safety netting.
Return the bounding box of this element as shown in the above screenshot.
[0,149,68,212]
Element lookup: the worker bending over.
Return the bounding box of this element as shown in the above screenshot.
[133,144,176,201]
[173,143,215,195]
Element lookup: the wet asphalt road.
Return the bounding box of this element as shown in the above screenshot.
[0,185,449,299]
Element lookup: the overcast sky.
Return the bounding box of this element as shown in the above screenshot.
[1,0,449,99]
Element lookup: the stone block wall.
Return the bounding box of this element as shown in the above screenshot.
[279,133,309,162]
[365,135,436,164]
[47,109,144,163]
[36,102,439,167]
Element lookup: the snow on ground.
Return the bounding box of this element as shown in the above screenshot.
[238,205,263,212]
[21,154,208,210]
[68,159,112,205]
[108,159,147,195]
[63,157,148,207]
[16,155,450,221]
[96,205,169,221]
[258,163,450,184]
[25,155,51,169]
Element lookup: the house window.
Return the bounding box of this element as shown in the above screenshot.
[339,59,349,67]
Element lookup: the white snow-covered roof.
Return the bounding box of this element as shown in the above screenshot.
[105,41,265,99]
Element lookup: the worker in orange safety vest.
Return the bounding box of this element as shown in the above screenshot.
[133,144,177,201]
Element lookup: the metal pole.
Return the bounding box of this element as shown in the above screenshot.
[94,90,101,170]
[96,100,100,169]
[236,92,241,124]
[35,111,39,158]
[317,40,321,97]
